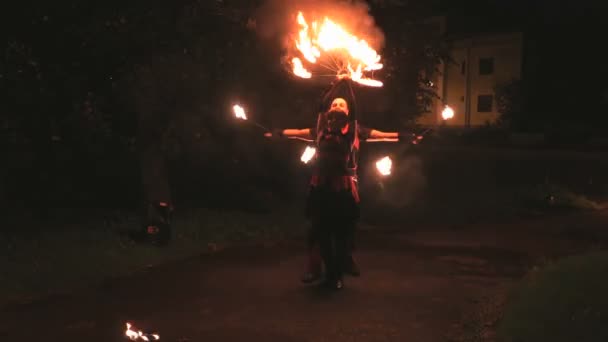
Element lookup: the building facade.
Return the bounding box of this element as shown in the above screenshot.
[418,31,524,128]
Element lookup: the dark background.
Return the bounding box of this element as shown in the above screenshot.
[1,0,606,220]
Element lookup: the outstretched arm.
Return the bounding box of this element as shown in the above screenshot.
[261,80,352,142]
[264,128,313,141]
[368,129,399,140]
[360,126,421,143]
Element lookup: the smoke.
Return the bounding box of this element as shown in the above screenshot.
[252,0,385,56]
[373,155,427,208]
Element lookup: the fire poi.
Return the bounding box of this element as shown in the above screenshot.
[376,156,392,176]
[233,104,247,120]
[125,322,160,341]
[442,105,455,120]
[229,6,457,163]
[290,11,383,87]
[300,146,317,164]
[232,104,270,131]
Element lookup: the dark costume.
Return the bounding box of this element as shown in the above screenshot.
[303,124,371,279]
[304,79,361,289]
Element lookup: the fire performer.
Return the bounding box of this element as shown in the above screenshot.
[266,78,418,289]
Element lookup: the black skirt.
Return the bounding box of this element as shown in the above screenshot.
[305,186,360,222]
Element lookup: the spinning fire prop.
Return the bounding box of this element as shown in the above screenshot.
[403,105,456,145]
[375,156,392,176]
[300,146,317,164]
[232,104,270,132]
[125,323,160,341]
[290,11,383,87]
[230,4,456,173]
[233,104,246,120]
[300,145,392,175]
[442,105,454,120]
[231,101,456,173]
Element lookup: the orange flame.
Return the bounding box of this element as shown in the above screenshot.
[125,322,160,341]
[376,156,392,176]
[442,105,454,120]
[292,11,383,87]
[300,146,316,164]
[126,323,139,341]
[233,104,247,120]
[292,57,312,79]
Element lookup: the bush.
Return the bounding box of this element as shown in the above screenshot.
[495,79,524,131]
[0,207,306,307]
[497,252,608,342]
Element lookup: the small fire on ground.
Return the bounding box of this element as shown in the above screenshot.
[125,322,160,341]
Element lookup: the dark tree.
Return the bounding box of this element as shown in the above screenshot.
[366,0,448,129]
[495,79,524,130]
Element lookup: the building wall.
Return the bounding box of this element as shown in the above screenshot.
[419,32,523,128]
[444,47,468,126]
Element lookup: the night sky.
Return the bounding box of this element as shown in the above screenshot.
[446,0,607,129]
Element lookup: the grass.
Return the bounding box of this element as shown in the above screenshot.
[3,143,607,310]
[0,206,308,308]
[361,180,604,230]
[516,183,604,212]
[496,252,608,342]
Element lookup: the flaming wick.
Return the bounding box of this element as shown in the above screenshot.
[376,156,392,176]
[441,105,455,120]
[292,57,312,79]
[125,322,160,341]
[291,11,383,87]
[300,146,316,163]
[233,104,247,120]
[232,104,270,132]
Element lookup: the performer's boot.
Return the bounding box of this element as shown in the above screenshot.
[319,238,343,290]
[323,231,346,291]
[301,245,323,283]
[323,276,344,290]
[344,228,360,277]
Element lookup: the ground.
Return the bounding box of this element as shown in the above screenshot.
[1,211,606,342]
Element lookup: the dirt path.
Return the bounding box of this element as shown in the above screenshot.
[1,212,606,342]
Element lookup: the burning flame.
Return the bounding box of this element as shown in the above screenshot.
[375,156,392,176]
[233,105,247,120]
[300,146,316,164]
[126,323,139,341]
[292,11,383,87]
[292,57,312,79]
[125,322,160,341]
[442,105,454,120]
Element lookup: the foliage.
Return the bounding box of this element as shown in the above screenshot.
[495,79,524,130]
[0,206,306,307]
[0,0,449,211]
[367,0,449,127]
[516,183,602,212]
